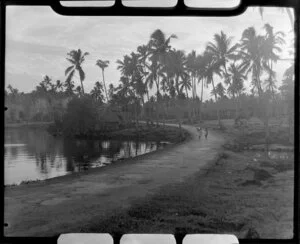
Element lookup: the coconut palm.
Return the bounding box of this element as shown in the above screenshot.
[75,86,81,96]
[145,61,161,100]
[180,76,192,98]
[262,23,285,99]
[239,27,265,97]
[215,82,225,99]
[65,49,89,94]
[137,44,149,70]
[108,83,115,101]
[96,59,110,102]
[116,55,131,77]
[90,81,104,103]
[206,31,238,76]
[225,63,246,118]
[203,51,223,125]
[64,79,75,96]
[148,29,177,100]
[168,49,188,97]
[55,80,63,93]
[186,50,198,98]
[148,29,177,65]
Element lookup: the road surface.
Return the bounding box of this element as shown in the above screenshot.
[4,124,224,236]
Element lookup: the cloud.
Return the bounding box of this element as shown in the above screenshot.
[5,6,294,99]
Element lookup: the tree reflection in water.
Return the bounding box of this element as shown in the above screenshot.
[4,127,168,184]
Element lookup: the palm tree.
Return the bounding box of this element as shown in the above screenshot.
[239,26,285,154]
[108,83,115,102]
[203,51,223,126]
[206,31,238,76]
[65,49,89,94]
[75,86,82,96]
[195,53,208,121]
[40,75,54,92]
[225,63,246,118]
[148,29,177,100]
[215,82,225,99]
[263,23,285,100]
[96,59,110,102]
[145,61,161,100]
[148,29,177,65]
[239,27,265,97]
[169,49,188,97]
[64,79,75,96]
[186,50,198,98]
[137,44,150,100]
[279,65,294,143]
[90,81,104,103]
[180,76,192,98]
[55,80,63,93]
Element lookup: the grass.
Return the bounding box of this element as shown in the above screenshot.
[80,144,293,238]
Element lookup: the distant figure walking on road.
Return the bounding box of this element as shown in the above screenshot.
[196,127,202,139]
[204,128,208,139]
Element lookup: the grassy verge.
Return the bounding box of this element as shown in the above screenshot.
[81,129,293,239]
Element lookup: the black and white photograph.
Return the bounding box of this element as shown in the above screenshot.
[4,2,295,239]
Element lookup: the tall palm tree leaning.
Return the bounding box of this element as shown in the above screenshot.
[225,63,246,119]
[203,51,223,127]
[205,31,237,127]
[148,29,177,101]
[65,49,89,95]
[96,59,110,102]
[262,23,285,100]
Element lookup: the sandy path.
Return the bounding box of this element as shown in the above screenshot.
[4,124,225,237]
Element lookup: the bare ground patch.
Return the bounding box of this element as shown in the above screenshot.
[83,147,293,238]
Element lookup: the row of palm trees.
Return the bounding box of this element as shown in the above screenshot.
[62,23,289,128]
[64,49,110,103]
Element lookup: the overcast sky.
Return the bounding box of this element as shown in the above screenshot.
[6,5,294,101]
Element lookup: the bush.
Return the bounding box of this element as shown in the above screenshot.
[62,96,98,137]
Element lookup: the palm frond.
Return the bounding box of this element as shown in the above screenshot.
[65,65,74,76]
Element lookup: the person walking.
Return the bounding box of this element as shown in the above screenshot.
[198,128,202,139]
[204,128,208,139]
[196,127,202,139]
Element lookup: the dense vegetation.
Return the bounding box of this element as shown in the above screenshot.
[5,23,294,142]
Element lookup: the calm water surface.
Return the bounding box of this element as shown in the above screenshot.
[5,127,169,185]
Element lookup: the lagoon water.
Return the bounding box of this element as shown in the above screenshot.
[5,127,168,185]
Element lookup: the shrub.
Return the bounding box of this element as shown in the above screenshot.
[62,96,98,137]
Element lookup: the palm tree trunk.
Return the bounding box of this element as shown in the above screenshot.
[200,78,204,121]
[233,93,238,119]
[175,76,180,96]
[80,78,85,94]
[211,78,221,127]
[156,77,160,127]
[102,69,109,102]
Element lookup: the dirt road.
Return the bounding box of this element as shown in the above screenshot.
[4,124,224,237]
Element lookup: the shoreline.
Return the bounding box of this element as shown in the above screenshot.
[4,124,225,236]
[5,125,193,188]
[5,121,54,128]
[4,123,293,238]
